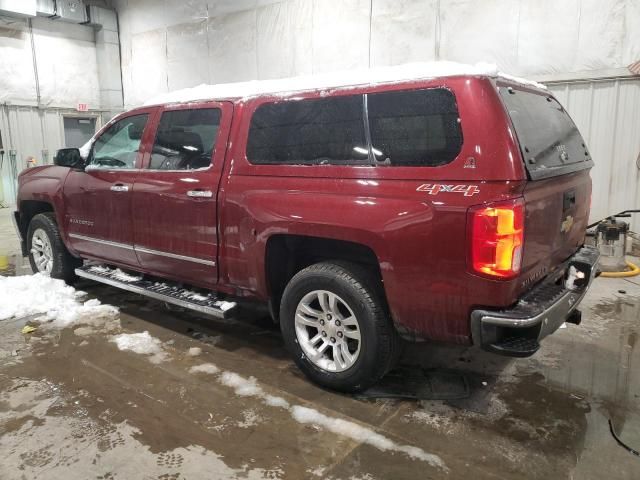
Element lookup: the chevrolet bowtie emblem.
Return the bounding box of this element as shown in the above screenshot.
[561,215,574,233]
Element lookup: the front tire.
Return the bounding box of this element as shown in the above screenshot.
[280,262,399,393]
[27,213,80,283]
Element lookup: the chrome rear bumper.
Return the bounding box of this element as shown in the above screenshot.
[470,245,600,357]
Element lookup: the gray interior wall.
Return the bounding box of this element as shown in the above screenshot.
[112,0,640,107]
[548,78,640,231]
[0,15,100,107]
[0,9,122,206]
[0,15,101,205]
[111,0,640,226]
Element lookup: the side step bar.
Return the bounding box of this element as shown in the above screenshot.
[75,265,236,319]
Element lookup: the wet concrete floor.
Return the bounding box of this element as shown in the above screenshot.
[1,209,640,479]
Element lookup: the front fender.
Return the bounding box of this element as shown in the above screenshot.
[17,166,72,250]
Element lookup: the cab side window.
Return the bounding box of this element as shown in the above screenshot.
[88,114,148,169]
[149,108,221,171]
[246,95,368,165]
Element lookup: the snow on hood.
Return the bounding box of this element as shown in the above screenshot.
[144,61,546,106]
[0,273,118,328]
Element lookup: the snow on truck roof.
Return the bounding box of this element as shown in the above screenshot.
[143,61,546,106]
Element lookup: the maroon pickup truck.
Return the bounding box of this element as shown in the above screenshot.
[13,72,599,392]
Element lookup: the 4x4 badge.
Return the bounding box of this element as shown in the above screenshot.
[417,184,480,197]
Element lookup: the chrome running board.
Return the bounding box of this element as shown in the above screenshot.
[75,264,236,319]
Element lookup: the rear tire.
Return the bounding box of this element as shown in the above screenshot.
[280,261,400,393]
[27,213,80,283]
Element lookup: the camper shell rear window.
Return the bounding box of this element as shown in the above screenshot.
[499,87,593,180]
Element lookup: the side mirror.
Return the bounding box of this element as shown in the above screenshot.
[54,148,84,169]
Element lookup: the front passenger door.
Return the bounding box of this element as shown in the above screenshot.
[63,110,156,267]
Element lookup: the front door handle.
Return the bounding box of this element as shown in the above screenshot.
[110,184,129,192]
[187,190,213,198]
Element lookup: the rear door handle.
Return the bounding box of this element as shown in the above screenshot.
[110,184,129,192]
[187,190,213,198]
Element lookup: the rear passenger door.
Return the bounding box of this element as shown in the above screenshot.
[131,102,233,289]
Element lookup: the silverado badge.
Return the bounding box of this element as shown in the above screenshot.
[561,215,574,233]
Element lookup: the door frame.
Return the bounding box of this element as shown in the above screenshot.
[130,101,234,288]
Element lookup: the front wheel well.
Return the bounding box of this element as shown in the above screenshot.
[264,234,385,321]
[18,201,55,252]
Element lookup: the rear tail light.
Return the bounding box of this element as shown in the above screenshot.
[468,198,525,279]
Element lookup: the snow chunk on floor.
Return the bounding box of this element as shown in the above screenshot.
[0,273,118,328]
[218,372,289,408]
[291,406,446,469]
[187,347,202,357]
[210,370,444,468]
[189,363,219,375]
[215,301,236,312]
[110,331,168,364]
[237,408,262,428]
[219,372,264,397]
[263,394,290,409]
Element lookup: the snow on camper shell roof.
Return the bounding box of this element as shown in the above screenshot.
[143,61,546,106]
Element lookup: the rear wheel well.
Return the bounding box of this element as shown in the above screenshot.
[265,235,385,321]
[18,200,54,241]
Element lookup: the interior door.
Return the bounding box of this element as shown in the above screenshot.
[131,102,233,289]
[63,109,156,267]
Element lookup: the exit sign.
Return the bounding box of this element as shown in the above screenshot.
[76,103,89,112]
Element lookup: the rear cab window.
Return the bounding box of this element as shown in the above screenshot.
[498,86,593,180]
[246,88,463,167]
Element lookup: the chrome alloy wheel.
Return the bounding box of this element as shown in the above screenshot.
[294,290,361,372]
[31,228,53,274]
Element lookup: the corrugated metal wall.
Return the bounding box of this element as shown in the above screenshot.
[0,106,99,206]
[547,78,640,231]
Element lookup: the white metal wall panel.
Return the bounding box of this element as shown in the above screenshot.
[112,0,640,108]
[612,81,640,225]
[0,106,100,205]
[549,79,640,231]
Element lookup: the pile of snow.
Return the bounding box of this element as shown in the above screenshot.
[0,273,118,328]
[110,331,168,364]
[145,61,546,106]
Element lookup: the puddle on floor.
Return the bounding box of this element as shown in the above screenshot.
[0,269,639,479]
